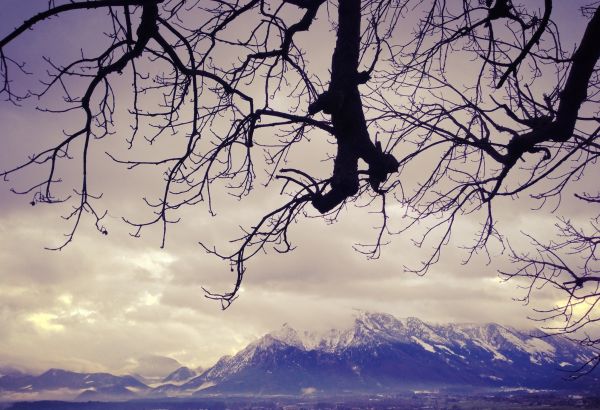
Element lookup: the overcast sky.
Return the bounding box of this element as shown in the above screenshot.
[0,0,596,376]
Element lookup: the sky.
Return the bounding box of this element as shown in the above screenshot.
[0,0,597,376]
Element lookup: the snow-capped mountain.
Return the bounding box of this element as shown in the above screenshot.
[181,312,598,395]
[1,313,597,400]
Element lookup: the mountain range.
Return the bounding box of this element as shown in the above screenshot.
[1,312,598,400]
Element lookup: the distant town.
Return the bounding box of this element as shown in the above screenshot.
[2,390,600,410]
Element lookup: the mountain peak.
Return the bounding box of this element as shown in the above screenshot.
[353,311,403,330]
[354,310,395,321]
[270,323,302,345]
[40,368,71,377]
[178,313,597,395]
[162,366,197,384]
[268,322,324,351]
[2,314,595,398]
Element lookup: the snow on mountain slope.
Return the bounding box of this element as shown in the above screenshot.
[4,313,596,399]
[183,312,598,395]
[228,312,592,366]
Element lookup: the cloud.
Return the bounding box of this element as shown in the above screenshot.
[119,355,182,379]
[0,161,589,373]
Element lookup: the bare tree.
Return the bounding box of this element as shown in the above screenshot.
[1,0,599,370]
[501,212,600,376]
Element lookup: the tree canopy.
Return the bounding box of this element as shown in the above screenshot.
[1,0,599,374]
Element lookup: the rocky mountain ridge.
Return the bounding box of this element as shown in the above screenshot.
[1,312,597,400]
[179,312,596,394]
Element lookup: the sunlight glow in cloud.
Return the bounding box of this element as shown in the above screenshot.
[58,294,73,306]
[26,313,65,333]
[140,292,161,306]
[131,251,177,280]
